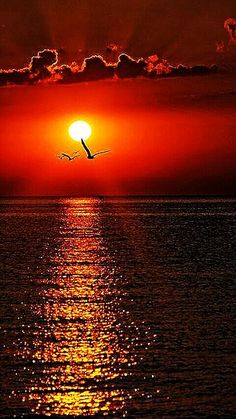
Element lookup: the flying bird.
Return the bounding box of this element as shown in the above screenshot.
[57,151,80,161]
[80,139,111,159]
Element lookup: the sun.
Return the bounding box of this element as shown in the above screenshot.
[69,120,92,141]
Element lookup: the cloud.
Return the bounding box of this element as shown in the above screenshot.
[169,64,218,77]
[30,49,58,74]
[224,18,236,45]
[216,18,236,55]
[81,55,114,81]
[216,40,225,54]
[53,55,114,84]
[106,43,121,54]
[0,68,30,86]
[115,54,147,78]
[0,49,218,87]
[0,49,58,86]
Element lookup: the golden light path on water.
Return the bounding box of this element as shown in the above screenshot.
[10,198,159,417]
[22,199,127,416]
[2,197,235,417]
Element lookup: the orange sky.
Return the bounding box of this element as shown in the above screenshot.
[0,74,236,196]
[0,0,236,195]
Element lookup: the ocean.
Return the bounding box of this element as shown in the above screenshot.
[0,197,235,418]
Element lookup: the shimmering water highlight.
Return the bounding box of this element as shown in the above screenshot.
[0,198,235,417]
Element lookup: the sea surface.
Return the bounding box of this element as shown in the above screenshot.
[0,197,235,418]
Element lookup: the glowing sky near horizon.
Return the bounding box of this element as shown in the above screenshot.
[0,0,235,195]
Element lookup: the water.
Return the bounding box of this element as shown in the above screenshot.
[0,197,235,418]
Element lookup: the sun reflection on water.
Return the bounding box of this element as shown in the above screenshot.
[23,199,126,416]
[3,197,235,417]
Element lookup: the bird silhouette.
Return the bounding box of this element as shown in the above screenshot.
[81,139,111,159]
[57,151,80,161]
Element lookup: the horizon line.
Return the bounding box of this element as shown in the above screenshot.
[1,194,236,199]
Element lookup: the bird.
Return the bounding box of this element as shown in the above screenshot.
[80,138,111,159]
[57,151,80,161]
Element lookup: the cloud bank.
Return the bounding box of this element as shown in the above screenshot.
[0,49,218,87]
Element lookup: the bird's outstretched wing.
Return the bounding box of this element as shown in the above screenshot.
[93,150,111,157]
[57,152,76,160]
[81,139,92,158]
[57,153,69,159]
[71,154,80,160]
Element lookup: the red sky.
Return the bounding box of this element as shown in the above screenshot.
[0,0,235,68]
[0,0,236,196]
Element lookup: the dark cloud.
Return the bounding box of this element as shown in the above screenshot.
[115,54,147,79]
[0,49,58,86]
[53,55,114,84]
[29,49,58,82]
[0,49,218,87]
[169,64,218,77]
[0,68,30,86]
[81,55,114,81]
[30,49,58,74]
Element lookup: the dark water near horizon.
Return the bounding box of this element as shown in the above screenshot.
[0,197,235,418]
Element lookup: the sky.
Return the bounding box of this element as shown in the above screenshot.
[0,0,236,196]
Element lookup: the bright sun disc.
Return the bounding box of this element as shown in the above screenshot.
[69,120,92,141]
